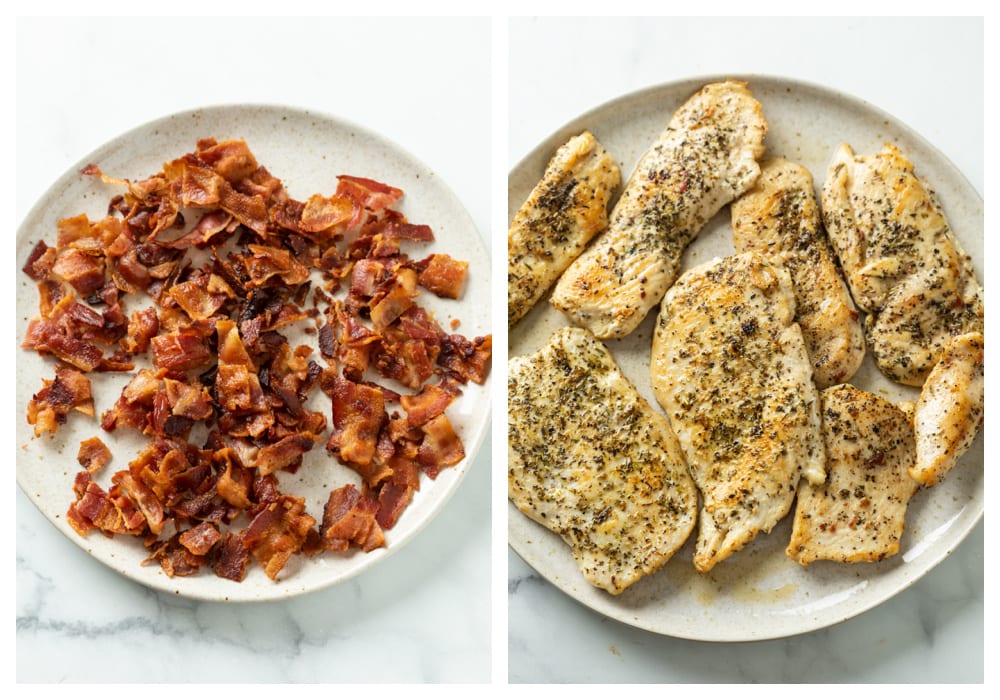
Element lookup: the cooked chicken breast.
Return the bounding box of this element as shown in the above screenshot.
[821,142,984,386]
[508,132,621,327]
[787,384,919,565]
[550,80,768,339]
[731,157,865,387]
[911,331,984,487]
[508,326,697,594]
[650,252,825,573]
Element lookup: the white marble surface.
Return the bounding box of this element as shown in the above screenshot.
[508,16,984,683]
[15,16,491,683]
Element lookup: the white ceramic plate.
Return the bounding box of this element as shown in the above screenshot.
[507,75,983,641]
[16,104,492,602]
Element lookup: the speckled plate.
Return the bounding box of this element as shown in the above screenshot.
[507,76,983,641]
[16,104,491,602]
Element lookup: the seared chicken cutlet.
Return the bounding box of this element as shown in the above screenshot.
[731,158,865,387]
[911,331,984,487]
[551,80,768,339]
[650,252,825,573]
[508,326,697,595]
[787,384,919,565]
[508,132,621,327]
[821,143,984,386]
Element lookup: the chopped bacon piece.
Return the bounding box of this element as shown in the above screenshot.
[336,175,403,211]
[369,267,418,330]
[168,280,226,320]
[212,531,252,582]
[244,244,310,288]
[163,377,214,421]
[254,433,316,475]
[243,495,316,580]
[77,436,112,474]
[23,240,56,281]
[196,139,259,182]
[121,307,160,355]
[300,193,358,234]
[214,448,253,510]
[22,319,104,372]
[417,414,465,478]
[56,213,95,249]
[375,481,414,530]
[438,334,492,385]
[320,484,385,552]
[179,522,222,556]
[27,366,95,436]
[417,254,468,299]
[113,471,166,535]
[52,249,105,296]
[148,537,204,578]
[150,329,212,371]
[400,384,455,428]
[67,471,146,537]
[327,376,385,467]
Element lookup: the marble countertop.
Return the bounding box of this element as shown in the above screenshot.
[15,16,492,683]
[508,16,983,683]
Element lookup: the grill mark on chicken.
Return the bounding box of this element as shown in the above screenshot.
[549,80,768,339]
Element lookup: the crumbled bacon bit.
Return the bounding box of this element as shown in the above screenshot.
[27,366,95,437]
[21,137,491,583]
[77,436,112,474]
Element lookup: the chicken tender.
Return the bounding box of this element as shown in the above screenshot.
[821,143,983,386]
[731,157,864,387]
[650,252,825,573]
[508,326,697,594]
[911,331,984,487]
[787,384,919,565]
[551,80,767,339]
[508,132,621,327]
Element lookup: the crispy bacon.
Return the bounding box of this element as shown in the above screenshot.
[179,522,222,556]
[67,471,145,537]
[417,253,468,299]
[121,307,160,355]
[438,334,492,385]
[212,531,252,582]
[23,240,56,281]
[300,193,358,234]
[254,433,316,475]
[320,484,385,553]
[77,436,112,474]
[150,329,212,371]
[375,481,413,530]
[401,384,454,428]
[327,376,385,466]
[113,471,166,535]
[243,495,316,580]
[22,137,491,584]
[417,414,465,478]
[336,175,403,211]
[27,366,95,436]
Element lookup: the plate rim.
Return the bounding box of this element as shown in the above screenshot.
[506,74,984,641]
[16,102,493,603]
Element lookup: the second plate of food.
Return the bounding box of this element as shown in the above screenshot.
[507,75,983,641]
